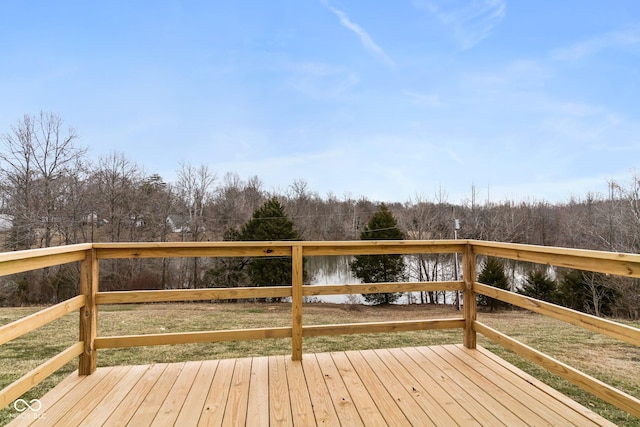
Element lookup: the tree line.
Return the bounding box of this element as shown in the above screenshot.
[0,112,639,318]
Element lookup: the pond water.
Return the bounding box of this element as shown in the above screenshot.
[305,256,358,303]
[304,255,458,305]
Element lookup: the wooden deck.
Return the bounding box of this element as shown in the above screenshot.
[8,345,615,427]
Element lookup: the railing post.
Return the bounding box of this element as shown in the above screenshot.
[79,248,98,374]
[291,244,303,361]
[463,243,477,349]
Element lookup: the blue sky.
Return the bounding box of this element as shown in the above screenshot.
[2,0,640,204]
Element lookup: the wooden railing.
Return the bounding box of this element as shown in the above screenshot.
[0,240,639,418]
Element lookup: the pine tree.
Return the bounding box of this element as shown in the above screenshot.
[477,257,510,311]
[520,270,558,303]
[350,204,406,305]
[238,198,301,299]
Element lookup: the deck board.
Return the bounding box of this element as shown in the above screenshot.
[7,344,617,427]
[127,362,184,426]
[246,357,269,426]
[102,363,168,426]
[314,352,364,426]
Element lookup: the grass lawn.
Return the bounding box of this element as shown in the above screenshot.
[1,302,638,425]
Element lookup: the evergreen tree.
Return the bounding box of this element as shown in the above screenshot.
[557,270,618,316]
[557,269,586,312]
[477,257,510,311]
[520,270,558,303]
[238,198,301,299]
[350,204,406,305]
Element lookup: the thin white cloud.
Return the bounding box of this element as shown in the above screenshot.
[404,91,442,106]
[417,0,506,50]
[551,26,640,61]
[284,61,359,99]
[325,4,395,68]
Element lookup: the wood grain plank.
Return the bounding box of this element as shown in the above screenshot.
[246,356,269,427]
[407,346,506,426]
[284,357,316,426]
[101,363,169,426]
[360,350,436,426]
[5,368,85,427]
[423,346,530,426]
[301,354,340,426]
[78,364,149,426]
[330,351,388,427]
[291,244,304,361]
[222,358,252,427]
[6,345,618,427]
[95,326,292,349]
[268,355,292,426]
[472,346,617,427]
[377,348,459,426]
[6,370,94,427]
[0,342,84,410]
[0,248,88,277]
[127,362,185,426]
[174,360,219,426]
[50,366,132,426]
[198,358,235,427]
[96,287,292,305]
[0,296,84,346]
[150,361,202,426]
[398,347,484,426]
[360,349,435,426]
[440,345,566,426]
[21,367,113,427]
[315,352,363,427]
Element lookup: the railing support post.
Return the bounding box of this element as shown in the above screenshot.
[291,244,303,361]
[463,243,477,349]
[79,248,98,374]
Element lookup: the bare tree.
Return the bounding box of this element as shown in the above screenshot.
[92,151,141,242]
[0,112,87,249]
[176,162,216,242]
[176,162,216,288]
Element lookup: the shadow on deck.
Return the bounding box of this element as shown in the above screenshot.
[8,345,614,426]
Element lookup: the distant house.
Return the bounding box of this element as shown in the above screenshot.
[83,213,109,227]
[0,214,13,232]
[166,215,190,233]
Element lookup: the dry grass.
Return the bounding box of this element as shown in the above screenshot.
[1,302,638,425]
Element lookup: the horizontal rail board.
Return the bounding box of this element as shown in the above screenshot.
[0,295,85,346]
[96,287,292,304]
[0,341,84,409]
[95,246,292,259]
[474,283,640,347]
[0,244,91,263]
[96,282,464,304]
[473,242,640,278]
[90,240,467,259]
[474,321,640,418]
[303,318,465,337]
[303,281,463,296]
[94,327,292,348]
[470,240,640,262]
[300,240,464,256]
[0,251,87,276]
